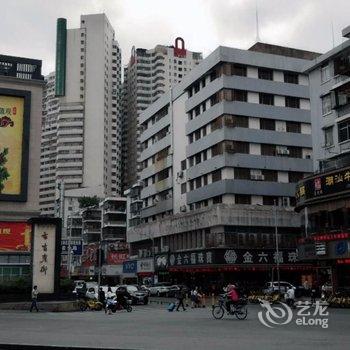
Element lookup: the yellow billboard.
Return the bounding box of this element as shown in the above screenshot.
[0,92,28,201]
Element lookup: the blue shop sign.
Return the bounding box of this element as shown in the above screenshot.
[61,240,83,256]
[123,260,137,274]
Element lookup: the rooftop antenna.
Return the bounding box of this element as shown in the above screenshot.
[255,0,261,42]
[331,20,335,48]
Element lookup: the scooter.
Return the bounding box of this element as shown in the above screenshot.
[105,296,132,314]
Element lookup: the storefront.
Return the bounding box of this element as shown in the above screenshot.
[154,248,314,293]
[296,165,350,291]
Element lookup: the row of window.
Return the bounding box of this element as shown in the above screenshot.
[188,62,304,98]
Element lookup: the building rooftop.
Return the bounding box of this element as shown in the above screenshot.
[0,54,44,80]
[249,42,321,61]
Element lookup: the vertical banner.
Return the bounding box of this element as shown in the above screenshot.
[30,218,61,295]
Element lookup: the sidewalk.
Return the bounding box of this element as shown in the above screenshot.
[0,300,79,312]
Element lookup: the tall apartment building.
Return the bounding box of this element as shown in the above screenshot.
[296,26,350,290]
[127,43,321,287]
[40,14,123,231]
[40,72,59,215]
[122,38,202,190]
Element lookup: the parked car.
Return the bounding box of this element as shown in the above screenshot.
[263,281,295,295]
[148,282,172,296]
[166,285,189,298]
[85,284,118,300]
[116,285,149,305]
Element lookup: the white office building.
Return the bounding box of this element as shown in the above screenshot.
[122,38,202,190]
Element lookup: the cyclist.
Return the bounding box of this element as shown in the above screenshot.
[225,283,239,313]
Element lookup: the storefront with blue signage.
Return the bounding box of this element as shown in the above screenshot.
[122,260,138,284]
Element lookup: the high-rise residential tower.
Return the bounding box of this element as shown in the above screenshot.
[40,14,122,231]
[122,38,202,190]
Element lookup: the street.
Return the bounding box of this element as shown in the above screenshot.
[0,304,349,350]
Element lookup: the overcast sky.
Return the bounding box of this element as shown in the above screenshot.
[1,0,350,75]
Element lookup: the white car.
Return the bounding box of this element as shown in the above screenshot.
[148,283,171,296]
[263,281,295,294]
[86,284,118,299]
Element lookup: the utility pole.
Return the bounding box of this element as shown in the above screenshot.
[98,205,103,290]
[67,214,72,279]
[274,200,280,294]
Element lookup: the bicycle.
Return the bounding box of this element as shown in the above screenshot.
[212,294,248,320]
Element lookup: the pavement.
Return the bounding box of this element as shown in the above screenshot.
[0,303,349,350]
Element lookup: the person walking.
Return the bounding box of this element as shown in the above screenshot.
[176,286,186,311]
[98,287,106,308]
[30,285,39,312]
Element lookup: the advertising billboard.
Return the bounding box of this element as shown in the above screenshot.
[0,221,31,252]
[0,89,30,201]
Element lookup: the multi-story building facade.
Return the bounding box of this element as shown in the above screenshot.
[122,38,202,190]
[296,26,350,290]
[40,72,59,215]
[0,54,44,281]
[127,43,321,288]
[40,14,123,230]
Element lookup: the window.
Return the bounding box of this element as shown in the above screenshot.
[189,180,194,191]
[324,126,334,147]
[212,170,222,182]
[261,144,276,156]
[234,167,250,180]
[288,146,302,158]
[157,168,169,181]
[203,174,208,186]
[286,121,301,133]
[259,93,274,105]
[321,64,331,83]
[195,153,201,164]
[284,72,299,84]
[213,196,222,204]
[211,143,223,156]
[235,194,251,204]
[338,119,350,142]
[322,94,332,115]
[262,169,277,182]
[289,172,304,183]
[233,90,247,102]
[260,118,275,131]
[285,96,300,108]
[263,196,278,205]
[232,141,249,154]
[232,64,247,77]
[181,160,186,171]
[194,129,201,141]
[195,178,201,188]
[258,68,273,80]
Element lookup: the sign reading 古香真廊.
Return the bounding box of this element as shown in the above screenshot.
[0,90,31,202]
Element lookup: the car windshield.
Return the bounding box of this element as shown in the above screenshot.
[127,286,138,292]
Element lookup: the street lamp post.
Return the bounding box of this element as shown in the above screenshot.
[67,215,72,279]
[98,206,103,290]
[274,200,281,294]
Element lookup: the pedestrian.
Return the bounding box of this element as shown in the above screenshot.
[176,286,186,311]
[310,283,317,305]
[105,286,114,315]
[98,287,106,308]
[285,286,296,308]
[30,285,39,312]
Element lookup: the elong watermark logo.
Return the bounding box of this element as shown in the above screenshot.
[258,299,329,329]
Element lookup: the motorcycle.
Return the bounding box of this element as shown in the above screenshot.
[79,298,103,311]
[106,296,132,314]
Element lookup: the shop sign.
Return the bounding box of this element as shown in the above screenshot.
[137,258,154,273]
[81,243,98,267]
[102,264,123,276]
[296,166,350,204]
[123,260,137,274]
[315,242,327,256]
[61,239,82,255]
[107,251,129,265]
[0,221,31,252]
[335,241,348,256]
[157,249,299,270]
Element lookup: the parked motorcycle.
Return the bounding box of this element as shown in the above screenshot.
[79,298,103,311]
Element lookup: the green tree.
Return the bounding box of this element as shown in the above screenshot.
[0,148,9,194]
[78,195,100,208]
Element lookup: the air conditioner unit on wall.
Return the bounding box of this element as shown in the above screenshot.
[177,171,184,178]
[251,174,265,181]
[180,205,187,212]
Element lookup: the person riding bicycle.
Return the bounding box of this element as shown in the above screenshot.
[225,283,239,313]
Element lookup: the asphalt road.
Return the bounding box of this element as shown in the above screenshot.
[0,303,348,350]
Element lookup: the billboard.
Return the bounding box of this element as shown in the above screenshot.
[0,89,30,201]
[0,221,31,252]
[61,239,83,256]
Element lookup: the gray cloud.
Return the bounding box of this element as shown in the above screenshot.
[0,0,349,75]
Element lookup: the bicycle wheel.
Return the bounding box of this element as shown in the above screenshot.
[212,305,224,319]
[235,305,248,320]
[126,305,132,312]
